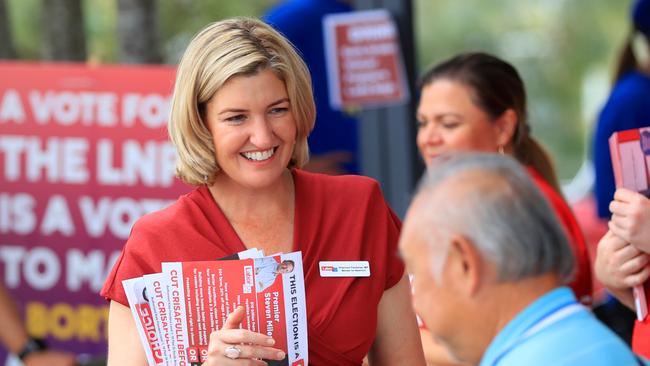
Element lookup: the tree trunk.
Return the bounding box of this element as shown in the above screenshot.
[0,0,16,59]
[117,0,162,64]
[41,0,86,61]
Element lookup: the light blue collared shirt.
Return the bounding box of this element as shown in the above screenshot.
[480,287,646,366]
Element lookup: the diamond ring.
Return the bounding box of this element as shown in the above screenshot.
[224,345,242,359]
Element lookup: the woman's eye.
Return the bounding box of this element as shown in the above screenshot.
[441,121,460,129]
[416,120,427,129]
[269,107,289,115]
[225,114,246,123]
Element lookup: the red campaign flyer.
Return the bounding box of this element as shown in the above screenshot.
[128,250,308,366]
[610,126,650,321]
[162,251,308,366]
[254,252,309,366]
[184,258,258,363]
[264,251,308,366]
[161,262,190,366]
[158,248,265,366]
[143,273,177,365]
[122,277,165,366]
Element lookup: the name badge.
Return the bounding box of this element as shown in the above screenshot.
[319,261,370,277]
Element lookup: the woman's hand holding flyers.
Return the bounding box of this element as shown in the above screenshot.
[204,306,285,365]
[596,230,650,290]
[609,188,650,252]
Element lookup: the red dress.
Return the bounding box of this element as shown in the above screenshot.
[101,169,404,366]
[528,167,593,304]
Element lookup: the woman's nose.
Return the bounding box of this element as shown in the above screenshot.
[418,123,440,145]
[249,117,275,147]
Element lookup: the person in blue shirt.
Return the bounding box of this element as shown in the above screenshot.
[400,153,647,366]
[264,0,359,174]
[593,0,650,219]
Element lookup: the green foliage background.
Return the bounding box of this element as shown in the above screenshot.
[5,0,634,180]
[415,1,633,180]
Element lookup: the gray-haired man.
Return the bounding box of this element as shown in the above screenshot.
[400,153,647,366]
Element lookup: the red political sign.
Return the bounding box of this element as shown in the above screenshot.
[324,9,409,110]
[609,126,650,322]
[0,62,189,362]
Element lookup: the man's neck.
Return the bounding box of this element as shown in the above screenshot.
[492,273,560,333]
[466,273,560,365]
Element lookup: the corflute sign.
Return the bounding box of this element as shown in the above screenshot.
[0,62,189,361]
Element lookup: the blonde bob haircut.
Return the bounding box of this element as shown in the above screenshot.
[168,17,316,186]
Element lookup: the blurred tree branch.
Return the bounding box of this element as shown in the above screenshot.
[117,0,162,63]
[41,0,86,61]
[0,0,16,59]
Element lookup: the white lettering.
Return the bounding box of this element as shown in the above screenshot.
[0,246,26,288]
[0,136,25,181]
[25,137,59,182]
[40,195,74,236]
[66,249,110,292]
[0,136,89,183]
[0,193,36,234]
[109,198,141,239]
[123,140,157,186]
[30,91,56,124]
[0,246,121,291]
[0,89,25,123]
[23,247,60,290]
[96,139,122,185]
[96,139,177,187]
[28,90,118,126]
[78,196,172,239]
[62,138,89,183]
[122,93,170,128]
[347,23,395,43]
[78,196,110,238]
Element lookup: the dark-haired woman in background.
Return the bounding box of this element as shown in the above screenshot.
[414,52,592,365]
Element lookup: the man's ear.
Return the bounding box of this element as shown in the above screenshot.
[445,234,483,296]
[494,109,518,148]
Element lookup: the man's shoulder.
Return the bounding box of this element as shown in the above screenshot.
[503,311,638,365]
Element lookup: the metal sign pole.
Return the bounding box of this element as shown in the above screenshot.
[353,0,422,218]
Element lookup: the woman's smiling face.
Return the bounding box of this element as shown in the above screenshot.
[204,68,297,189]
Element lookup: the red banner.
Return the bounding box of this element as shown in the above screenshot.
[0,62,189,361]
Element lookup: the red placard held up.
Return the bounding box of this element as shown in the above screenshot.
[609,126,650,321]
[324,9,409,110]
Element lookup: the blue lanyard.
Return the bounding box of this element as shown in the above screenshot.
[489,301,583,366]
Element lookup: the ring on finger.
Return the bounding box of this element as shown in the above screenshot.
[225,345,242,360]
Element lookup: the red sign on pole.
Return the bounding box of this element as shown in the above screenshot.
[324,9,409,110]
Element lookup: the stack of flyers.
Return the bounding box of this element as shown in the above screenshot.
[609,126,650,321]
[123,249,308,366]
